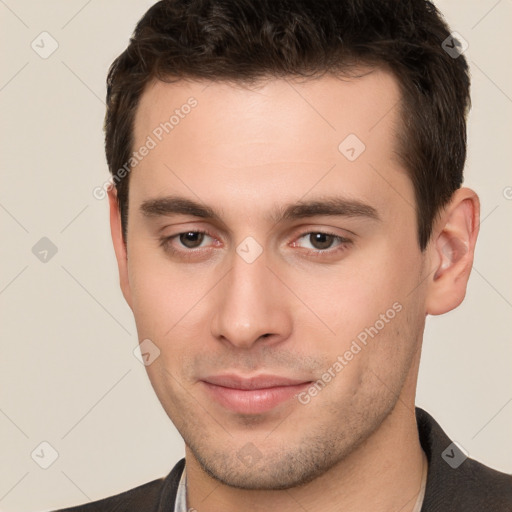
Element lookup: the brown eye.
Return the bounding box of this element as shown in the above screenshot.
[158,229,215,258]
[308,233,336,250]
[179,231,206,249]
[291,230,353,259]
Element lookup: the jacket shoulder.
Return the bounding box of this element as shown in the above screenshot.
[50,458,185,512]
[52,477,165,512]
[416,407,512,511]
[450,456,512,509]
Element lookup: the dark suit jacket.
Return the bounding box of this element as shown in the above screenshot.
[53,407,512,511]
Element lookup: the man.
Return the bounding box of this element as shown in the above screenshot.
[57,0,511,510]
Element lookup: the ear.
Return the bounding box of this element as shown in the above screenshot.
[108,186,133,310]
[425,187,480,316]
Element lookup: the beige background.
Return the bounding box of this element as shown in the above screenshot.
[0,1,511,511]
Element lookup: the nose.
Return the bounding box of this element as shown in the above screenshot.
[210,246,293,350]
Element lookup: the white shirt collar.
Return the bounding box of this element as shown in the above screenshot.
[174,463,188,512]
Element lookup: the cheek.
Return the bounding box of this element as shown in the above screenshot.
[288,244,424,372]
[126,239,213,333]
[128,266,172,337]
[296,252,417,336]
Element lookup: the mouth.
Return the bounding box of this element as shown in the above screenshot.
[200,374,313,414]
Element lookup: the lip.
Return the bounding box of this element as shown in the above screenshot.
[201,374,312,414]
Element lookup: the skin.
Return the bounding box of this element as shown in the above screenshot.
[108,68,479,512]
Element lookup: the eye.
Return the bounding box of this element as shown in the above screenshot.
[175,230,210,249]
[292,231,352,256]
[159,229,215,256]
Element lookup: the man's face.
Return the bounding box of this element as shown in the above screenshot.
[116,70,431,489]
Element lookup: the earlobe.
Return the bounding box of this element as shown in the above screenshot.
[425,187,480,316]
[107,187,133,310]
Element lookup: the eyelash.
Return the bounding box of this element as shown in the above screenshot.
[158,228,352,260]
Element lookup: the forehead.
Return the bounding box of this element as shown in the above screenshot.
[134,68,403,152]
[130,69,410,222]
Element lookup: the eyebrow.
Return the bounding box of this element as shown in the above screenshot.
[139,194,380,225]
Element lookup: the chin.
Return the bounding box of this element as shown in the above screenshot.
[188,439,346,491]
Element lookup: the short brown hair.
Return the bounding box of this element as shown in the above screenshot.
[104,0,470,250]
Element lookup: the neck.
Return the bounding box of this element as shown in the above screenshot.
[185,402,427,512]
